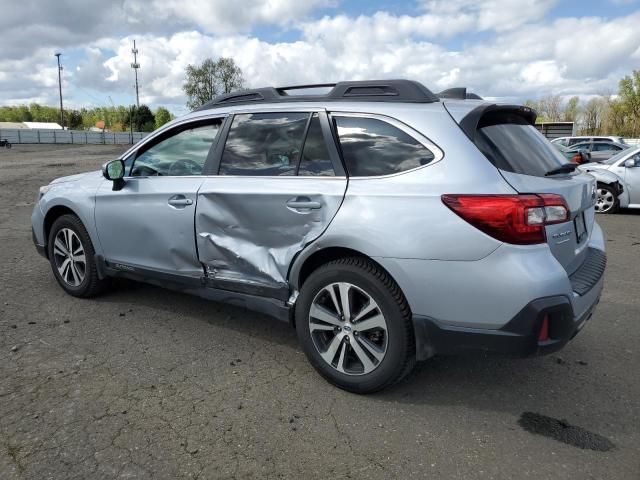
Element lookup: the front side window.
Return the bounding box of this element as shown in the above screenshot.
[333,116,434,177]
[131,122,221,176]
[219,113,308,176]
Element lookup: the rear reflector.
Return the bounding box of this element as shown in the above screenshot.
[441,194,569,245]
[538,314,550,342]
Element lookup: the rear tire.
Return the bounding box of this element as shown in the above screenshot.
[296,257,415,393]
[47,214,108,297]
[595,184,619,214]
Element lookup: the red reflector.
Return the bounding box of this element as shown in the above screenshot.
[538,315,550,342]
[441,194,569,245]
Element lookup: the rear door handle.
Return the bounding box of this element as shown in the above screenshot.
[168,195,193,208]
[286,197,322,210]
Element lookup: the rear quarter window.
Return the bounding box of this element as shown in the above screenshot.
[333,116,435,177]
[473,111,566,177]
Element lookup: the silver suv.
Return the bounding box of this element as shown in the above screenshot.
[32,80,606,393]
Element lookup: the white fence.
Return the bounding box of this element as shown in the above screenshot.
[0,128,149,145]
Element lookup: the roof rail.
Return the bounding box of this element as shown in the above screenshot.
[194,79,440,110]
[437,87,483,100]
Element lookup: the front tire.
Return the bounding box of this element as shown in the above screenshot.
[296,257,415,393]
[47,214,108,297]
[595,184,619,214]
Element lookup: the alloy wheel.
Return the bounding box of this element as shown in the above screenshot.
[308,282,388,375]
[52,228,86,287]
[595,188,614,213]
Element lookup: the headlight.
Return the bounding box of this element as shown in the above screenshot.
[37,185,52,201]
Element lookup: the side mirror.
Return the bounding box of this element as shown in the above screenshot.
[624,158,637,168]
[102,159,126,191]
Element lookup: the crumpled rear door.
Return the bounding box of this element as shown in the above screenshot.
[195,176,347,291]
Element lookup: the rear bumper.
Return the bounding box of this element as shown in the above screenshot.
[413,248,606,360]
[414,295,598,359]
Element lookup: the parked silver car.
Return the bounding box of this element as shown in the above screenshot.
[551,135,626,147]
[567,141,628,162]
[580,146,640,213]
[32,80,606,393]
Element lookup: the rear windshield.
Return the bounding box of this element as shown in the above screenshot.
[473,111,566,177]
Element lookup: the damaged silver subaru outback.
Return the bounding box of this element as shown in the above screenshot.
[32,80,606,393]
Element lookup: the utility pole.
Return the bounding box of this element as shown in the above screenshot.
[131,40,140,108]
[54,53,64,129]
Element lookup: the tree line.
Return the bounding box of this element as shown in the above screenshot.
[0,104,174,132]
[3,57,639,138]
[0,56,244,132]
[525,70,640,137]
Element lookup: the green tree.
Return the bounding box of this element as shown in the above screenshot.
[154,106,173,129]
[616,70,640,137]
[563,96,579,122]
[183,57,245,110]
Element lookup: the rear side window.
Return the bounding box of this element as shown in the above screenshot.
[333,116,434,177]
[593,143,613,151]
[219,113,308,176]
[298,114,335,176]
[473,112,566,177]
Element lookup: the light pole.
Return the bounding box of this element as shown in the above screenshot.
[54,53,64,129]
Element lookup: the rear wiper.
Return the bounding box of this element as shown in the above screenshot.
[545,163,578,176]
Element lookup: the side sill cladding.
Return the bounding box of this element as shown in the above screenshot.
[98,257,292,323]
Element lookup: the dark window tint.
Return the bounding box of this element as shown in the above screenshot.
[568,138,586,146]
[131,122,221,176]
[334,116,434,176]
[298,114,335,176]
[570,142,591,152]
[474,112,566,177]
[594,138,611,142]
[219,113,308,176]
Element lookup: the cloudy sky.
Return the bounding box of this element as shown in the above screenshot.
[1,0,639,115]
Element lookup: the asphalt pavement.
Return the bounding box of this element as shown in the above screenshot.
[1,145,638,479]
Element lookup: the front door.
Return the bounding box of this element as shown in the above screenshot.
[623,152,640,204]
[95,118,223,279]
[195,111,347,296]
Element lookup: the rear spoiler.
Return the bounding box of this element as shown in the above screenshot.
[452,104,537,142]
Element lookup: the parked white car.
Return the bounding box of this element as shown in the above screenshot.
[579,146,640,213]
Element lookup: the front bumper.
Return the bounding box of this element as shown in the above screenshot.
[413,248,606,360]
[32,227,47,258]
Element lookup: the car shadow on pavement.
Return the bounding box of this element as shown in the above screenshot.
[372,344,597,415]
[92,279,300,350]
[91,278,607,421]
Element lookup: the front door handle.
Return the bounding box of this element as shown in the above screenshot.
[286,197,322,210]
[168,195,193,208]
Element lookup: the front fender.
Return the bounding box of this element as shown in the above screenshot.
[37,176,105,255]
[583,168,630,208]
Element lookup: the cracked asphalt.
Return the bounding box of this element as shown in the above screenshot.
[1,145,639,479]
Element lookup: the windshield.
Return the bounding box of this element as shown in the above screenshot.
[601,146,640,165]
[474,111,566,177]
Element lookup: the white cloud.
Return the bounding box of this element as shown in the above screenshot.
[1,1,640,111]
[420,0,557,31]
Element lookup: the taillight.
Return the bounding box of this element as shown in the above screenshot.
[441,194,569,245]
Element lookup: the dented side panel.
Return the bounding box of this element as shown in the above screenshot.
[195,177,347,287]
